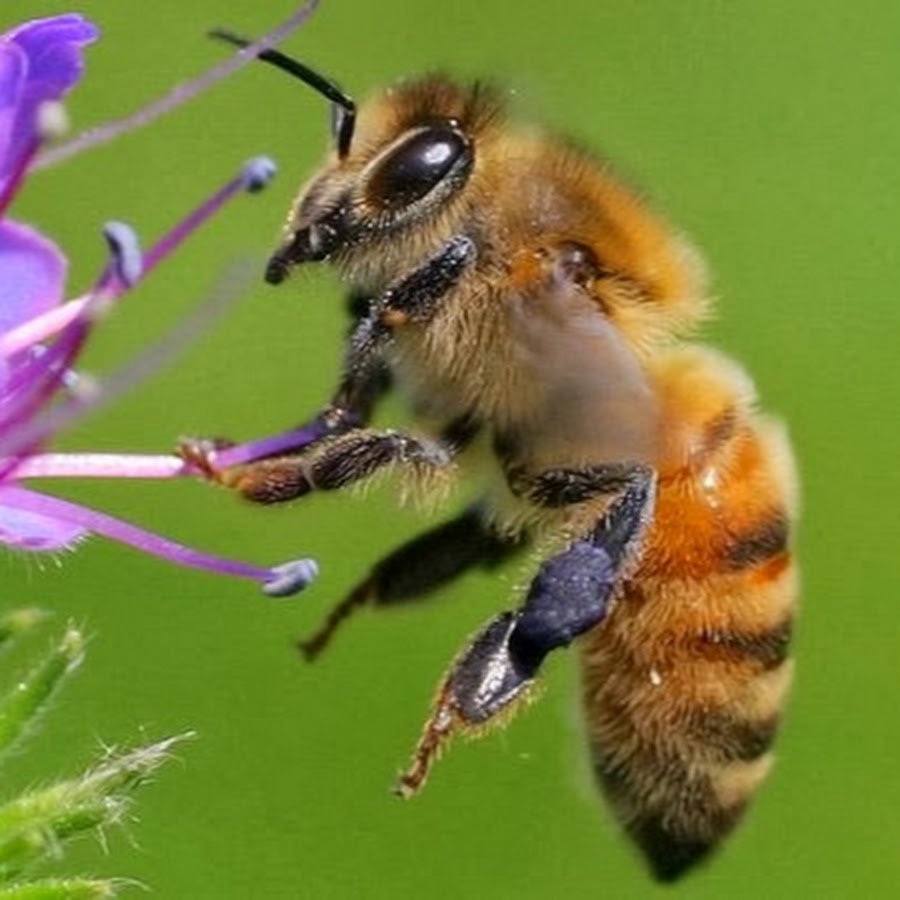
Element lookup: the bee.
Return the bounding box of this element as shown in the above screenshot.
[189,31,798,882]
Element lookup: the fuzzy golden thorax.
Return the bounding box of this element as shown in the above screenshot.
[275,78,709,478]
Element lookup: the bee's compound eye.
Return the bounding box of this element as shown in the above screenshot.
[368,126,470,210]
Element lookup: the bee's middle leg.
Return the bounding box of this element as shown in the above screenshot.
[398,463,655,796]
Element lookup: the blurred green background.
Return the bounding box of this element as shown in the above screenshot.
[2,1,898,897]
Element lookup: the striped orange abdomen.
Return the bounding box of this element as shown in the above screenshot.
[579,344,798,880]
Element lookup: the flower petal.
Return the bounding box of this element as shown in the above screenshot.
[0,219,66,331]
[5,15,99,87]
[0,15,98,187]
[0,485,85,550]
[0,43,26,175]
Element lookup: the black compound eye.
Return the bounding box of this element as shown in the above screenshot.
[368,126,470,210]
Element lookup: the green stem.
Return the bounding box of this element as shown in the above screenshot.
[0,734,192,882]
[0,878,119,899]
[0,629,83,762]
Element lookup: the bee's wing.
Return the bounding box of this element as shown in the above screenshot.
[503,272,661,466]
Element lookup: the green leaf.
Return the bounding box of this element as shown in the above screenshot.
[0,629,83,764]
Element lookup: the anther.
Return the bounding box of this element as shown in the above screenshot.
[263,557,320,597]
[240,156,278,193]
[35,101,70,142]
[102,221,143,288]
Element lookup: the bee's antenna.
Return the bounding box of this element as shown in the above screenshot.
[210,27,356,159]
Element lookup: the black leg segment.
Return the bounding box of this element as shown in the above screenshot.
[248,230,476,456]
[397,470,656,796]
[448,472,654,724]
[366,504,522,605]
[509,461,653,509]
[376,234,476,325]
[299,504,524,660]
[223,428,455,505]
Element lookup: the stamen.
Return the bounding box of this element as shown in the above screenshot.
[2,349,91,414]
[142,157,278,276]
[0,101,69,218]
[35,101,70,142]
[0,161,260,361]
[102,221,143,289]
[2,218,142,430]
[61,368,100,402]
[0,312,90,443]
[4,346,53,396]
[1,201,233,447]
[11,452,187,480]
[33,0,321,171]
[240,156,277,193]
[263,558,319,597]
[0,326,85,444]
[0,261,253,461]
[0,485,316,595]
[0,297,89,359]
[213,422,329,468]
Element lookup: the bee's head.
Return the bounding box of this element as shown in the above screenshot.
[267,73,505,287]
[210,33,501,285]
[267,115,474,284]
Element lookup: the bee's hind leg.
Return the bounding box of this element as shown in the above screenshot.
[397,466,655,797]
[299,503,524,661]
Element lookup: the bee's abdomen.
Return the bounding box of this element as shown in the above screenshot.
[579,345,799,881]
[583,579,795,880]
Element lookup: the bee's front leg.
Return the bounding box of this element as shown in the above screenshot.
[196,428,454,505]
[397,465,655,797]
[181,236,477,496]
[178,296,392,482]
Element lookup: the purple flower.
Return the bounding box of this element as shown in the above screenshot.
[0,14,96,201]
[0,14,320,598]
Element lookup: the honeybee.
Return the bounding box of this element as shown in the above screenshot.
[189,32,798,881]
